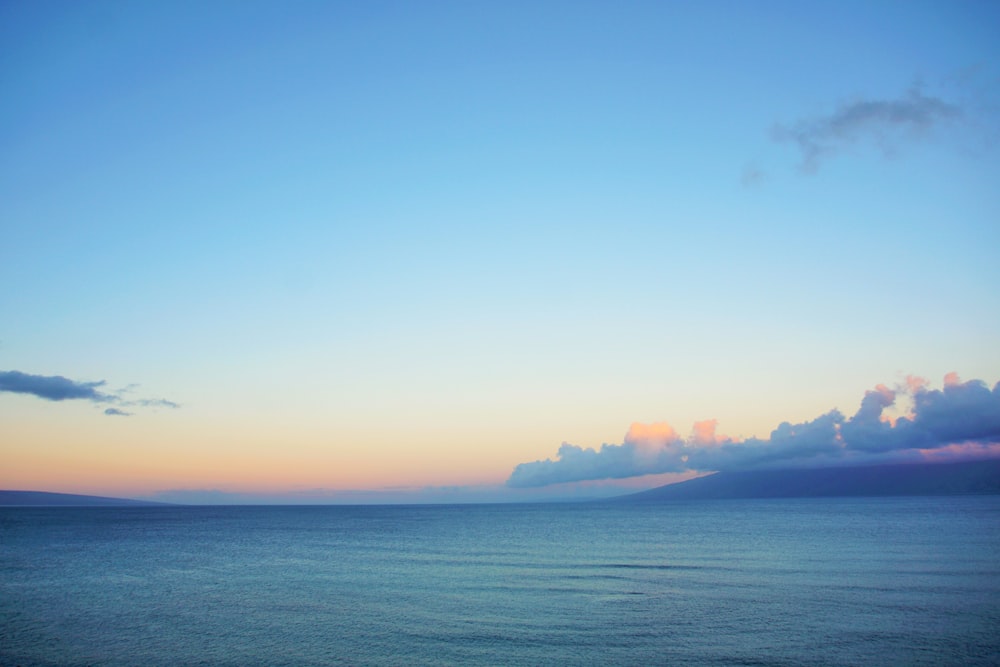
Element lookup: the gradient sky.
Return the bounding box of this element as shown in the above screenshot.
[2,0,999,503]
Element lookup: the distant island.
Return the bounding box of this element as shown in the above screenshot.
[622,459,1000,502]
[0,490,167,507]
[5,460,1000,506]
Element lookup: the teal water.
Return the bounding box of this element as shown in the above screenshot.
[2,497,998,666]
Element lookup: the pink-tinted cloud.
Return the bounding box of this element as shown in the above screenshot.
[625,421,679,446]
[691,419,723,446]
[906,375,929,393]
[507,374,1000,487]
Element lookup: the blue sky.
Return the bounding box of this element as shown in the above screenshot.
[2,0,999,502]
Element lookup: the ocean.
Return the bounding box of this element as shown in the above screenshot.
[2,496,998,666]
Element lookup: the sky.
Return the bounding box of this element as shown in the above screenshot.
[2,0,999,503]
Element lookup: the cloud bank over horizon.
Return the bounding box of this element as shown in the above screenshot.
[0,370,178,416]
[507,374,1000,488]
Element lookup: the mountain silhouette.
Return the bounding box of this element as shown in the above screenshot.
[0,490,167,507]
[621,459,1000,502]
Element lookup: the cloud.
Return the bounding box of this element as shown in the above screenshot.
[773,86,962,172]
[0,369,178,416]
[134,398,180,409]
[0,370,112,402]
[507,374,1000,487]
[741,163,766,187]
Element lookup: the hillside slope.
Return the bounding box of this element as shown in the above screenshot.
[0,490,167,506]
[622,459,1000,502]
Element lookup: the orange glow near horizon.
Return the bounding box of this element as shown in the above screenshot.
[0,408,528,497]
[4,372,999,500]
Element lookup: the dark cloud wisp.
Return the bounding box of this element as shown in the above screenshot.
[133,398,180,409]
[0,369,178,416]
[507,376,1000,488]
[773,86,962,172]
[0,370,112,402]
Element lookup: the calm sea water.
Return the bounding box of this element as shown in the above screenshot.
[1,497,998,666]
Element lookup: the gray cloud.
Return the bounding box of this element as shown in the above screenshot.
[773,87,962,172]
[507,375,1000,487]
[741,163,766,187]
[506,441,682,488]
[1,369,178,415]
[0,370,112,402]
[134,398,180,409]
[690,411,844,473]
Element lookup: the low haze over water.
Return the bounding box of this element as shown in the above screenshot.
[2,497,998,666]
